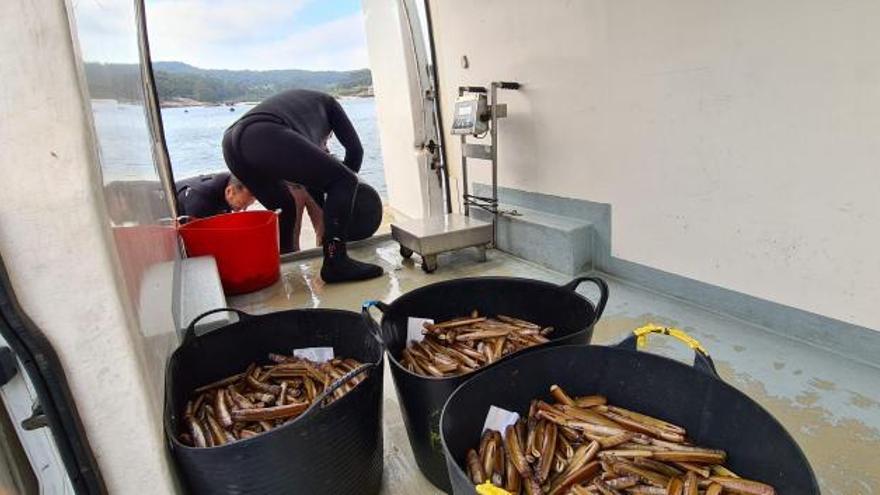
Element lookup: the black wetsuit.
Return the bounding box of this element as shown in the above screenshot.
[222,89,363,253]
[176,172,232,218]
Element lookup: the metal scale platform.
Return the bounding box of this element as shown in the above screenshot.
[392,81,520,272]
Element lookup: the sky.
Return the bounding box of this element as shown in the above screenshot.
[72,0,370,71]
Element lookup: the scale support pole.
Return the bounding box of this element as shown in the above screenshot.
[490,83,499,218]
[461,133,469,216]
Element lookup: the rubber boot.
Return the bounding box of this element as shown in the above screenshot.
[320,238,383,283]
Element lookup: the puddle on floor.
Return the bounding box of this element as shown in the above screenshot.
[715,361,880,494]
[850,392,879,410]
[231,241,566,314]
[593,314,679,342]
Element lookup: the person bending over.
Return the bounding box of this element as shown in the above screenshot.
[176,171,254,218]
[222,89,382,283]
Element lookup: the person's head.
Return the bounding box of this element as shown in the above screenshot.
[225,175,255,211]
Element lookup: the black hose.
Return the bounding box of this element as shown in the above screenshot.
[423,0,453,214]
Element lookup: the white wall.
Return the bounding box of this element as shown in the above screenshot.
[363,0,444,219]
[0,0,177,492]
[429,0,880,330]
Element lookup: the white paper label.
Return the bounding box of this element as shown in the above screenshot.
[482,405,520,434]
[407,317,433,344]
[293,346,335,363]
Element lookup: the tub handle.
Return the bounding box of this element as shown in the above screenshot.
[615,324,719,378]
[296,362,376,422]
[560,276,609,322]
[361,300,389,315]
[361,301,392,347]
[360,302,388,348]
[182,307,254,346]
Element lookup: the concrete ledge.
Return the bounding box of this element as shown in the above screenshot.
[473,183,612,268]
[599,257,880,368]
[280,232,393,263]
[473,205,592,275]
[174,256,231,337]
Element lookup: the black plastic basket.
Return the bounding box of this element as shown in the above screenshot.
[441,337,819,494]
[365,276,608,492]
[165,307,385,495]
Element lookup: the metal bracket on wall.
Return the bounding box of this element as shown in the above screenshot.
[463,144,492,160]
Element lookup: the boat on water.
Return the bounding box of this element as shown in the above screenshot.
[0,0,877,494]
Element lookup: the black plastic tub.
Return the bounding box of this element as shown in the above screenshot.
[165,307,385,495]
[441,339,819,495]
[365,276,608,492]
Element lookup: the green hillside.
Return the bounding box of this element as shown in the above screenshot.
[83,61,373,105]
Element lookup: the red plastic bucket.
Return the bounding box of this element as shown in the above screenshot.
[178,211,280,295]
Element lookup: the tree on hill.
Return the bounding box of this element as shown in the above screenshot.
[83,62,373,104]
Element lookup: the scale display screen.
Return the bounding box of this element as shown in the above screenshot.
[451,94,488,136]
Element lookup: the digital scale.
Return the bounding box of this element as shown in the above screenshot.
[392,81,520,272]
[451,93,489,135]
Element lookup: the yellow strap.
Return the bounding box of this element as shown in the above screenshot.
[633,324,709,356]
[476,481,513,495]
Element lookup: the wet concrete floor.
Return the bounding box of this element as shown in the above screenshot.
[230,240,880,495]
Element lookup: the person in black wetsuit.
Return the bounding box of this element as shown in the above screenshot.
[176,172,254,218]
[222,89,383,283]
